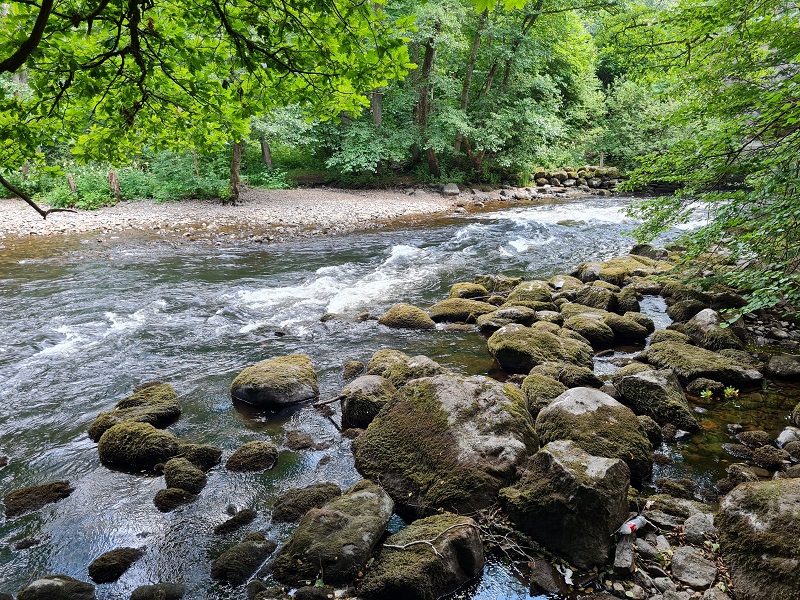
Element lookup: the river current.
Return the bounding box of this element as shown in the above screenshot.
[0,196,789,599]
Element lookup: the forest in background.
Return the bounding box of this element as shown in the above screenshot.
[1,0,798,314]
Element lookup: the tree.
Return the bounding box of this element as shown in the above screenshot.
[603,0,800,315]
[0,0,413,215]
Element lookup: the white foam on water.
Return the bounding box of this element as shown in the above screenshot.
[506,236,556,252]
[477,201,633,226]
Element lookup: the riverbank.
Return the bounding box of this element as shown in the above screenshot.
[0,187,460,241]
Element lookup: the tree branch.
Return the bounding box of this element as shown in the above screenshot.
[0,0,55,73]
[0,173,77,219]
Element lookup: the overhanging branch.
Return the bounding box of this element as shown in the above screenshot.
[0,173,77,219]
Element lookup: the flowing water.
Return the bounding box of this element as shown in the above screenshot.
[0,196,795,599]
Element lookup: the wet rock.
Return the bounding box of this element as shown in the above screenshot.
[596,255,672,286]
[574,286,618,312]
[272,483,342,522]
[666,300,707,323]
[448,282,489,299]
[374,352,447,388]
[752,445,789,470]
[354,374,536,517]
[226,441,279,472]
[784,440,800,463]
[670,547,717,589]
[507,280,553,304]
[614,535,635,574]
[294,585,335,600]
[230,354,319,409]
[284,430,327,451]
[163,457,207,494]
[359,514,484,600]
[611,362,655,389]
[684,512,715,545]
[4,481,74,517]
[17,575,96,600]
[271,480,393,585]
[794,401,800,427]
[564,315,615,348]
[638,415,663,446]
[528,559,569,596]
[736,430,771,448]
[474,274,522,294]
[686,378,725,397]
[129,583,186,600]
[427,298,496,323]
[718,479,800,599]
[87,383,181,442]
[487,324,593,374]
[378,303,436,330]
[776,426,800,448]
[153,488,197,512]
[641,341,763,387]
[476,306,537,332]
[605,313,650,343]
[87,547,145,583]
[177,442,222,471]
[342,360,365,381]
[520,373,568,418]
[211,532,277,586]
[530,361,602,388]
[98,422,178,470]
[214,508,257,534]
[619,369,699,431]
[650,329,692,345]
[618,286,642,313]
[767,354,800,379]
[548,274,585,291]
[500,440,630,569]
[0,455,7,468]
[536,387,653,480]
[655,477,697,500]
[702,588,733,600]
[339,375,398,429]
[683,309,743,350]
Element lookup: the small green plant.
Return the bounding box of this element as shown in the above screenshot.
[700,389,713,399]
[723,386,739,398]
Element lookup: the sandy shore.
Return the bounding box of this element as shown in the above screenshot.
[0,187,459,241]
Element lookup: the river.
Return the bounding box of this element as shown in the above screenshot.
[0,196,794,599]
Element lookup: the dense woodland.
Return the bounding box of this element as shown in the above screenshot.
[1,0,799,313]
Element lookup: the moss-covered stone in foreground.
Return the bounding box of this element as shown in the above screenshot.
[97,421,178,471]
[643,341,763,387]
[230,354,318,409]
[487,324,594,374]
[378,303,436,330]
[88,382,181,442]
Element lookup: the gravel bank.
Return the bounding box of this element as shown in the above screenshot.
[0,187,457,240]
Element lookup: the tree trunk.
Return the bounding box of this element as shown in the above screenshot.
[416,26,441,178]
[260,138,273,170]
[66,173,77,192]
[371,90,383,126]
[427,147,441,179]
[107,170,121,201]
[455,11,487,153]
[229,140,243,205]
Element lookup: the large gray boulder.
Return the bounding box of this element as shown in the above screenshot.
[353,374,537,517]
[642,341,763,387]
[767,354,800,379]
[271,480,393,585]
[717,479,800,600]
[536,387,652,480]
[230,354,318,408]
[618,369,699,431]
[339,375,398,429]
[487,324,594,374]
[17,575,95,600]
[359,514,484,600]
[683,309,743,350]
[500,440,630,569]
[87,383,181,442]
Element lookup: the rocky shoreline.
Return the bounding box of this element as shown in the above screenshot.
[3,240,800,600]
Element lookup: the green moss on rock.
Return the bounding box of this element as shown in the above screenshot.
[272,483,342,522]
[366,349,410,376]
[530,361,601,388]
[382,356,446,388]
[487,324,594,374]
[176,442,222,471]
[340,375,399,429]
[17,575,95,600]
[649,330,691,345]
[212,532,277,586]
[507,281,553,304]
[153,487,197,512]
[214,508,257,534]
[4,481,74,517]
[88,547,144,583]
[604,314,649,343]
[448,282,488,299]
[574,287,619,312]
[163,457,207,494]
[378,304,436,330]
[226,441,278,472]
[666,299,708,322]
[428,298,497,323]
[563,315,615,348]
[474,274,521,294]
[618,369,698,431]
[88,383,181,442]
[230,354,318,408]
[98,422,178,471]
[521,373,568,418]
[643,341,763,387]
[611,362,654,389]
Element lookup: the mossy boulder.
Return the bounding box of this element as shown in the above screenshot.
[571,262,603,282]
[535,387,653,480]
[230,354,318,409]
[17,575,95,600]
[211,532,278,586]
[214,508,257,534]
[649,329,691,345]
[271,480,393,586]
[559,303,608,319]
[130,584,185,600]
[359,513,484,600]
[87,383,181,442]
[637,415,663,446]
[661,281,711,302]
[521,374,568,418]
[448,282,489,299]
[624,311,655,333]
[176,442,222,471]
[427,298,496,323]
[574,287,619,313]
[4,481,74,518]
[530,361,602,388]
[87,547,144,583]
[618,369,699,431]
[591,280,621,293]
[535,310,564,325]
[367,349,411,376]
[548,274,585,291]
[474,274,521,293]
[507,281,553,304]
[501,300,558,312]
[717,479,800,600]
[563,315,615,348]
[98,422,178,471]
[487,324,594,374]
[378,304,436,330]
[666,300,707,323]
[353,374,537,517]
[272,483,342,522]
[163,457,207,494]
[343,360,365,381]
[618,286,642,313]
[611,362,654,389]
[597,255,672,287]
[604,313,650,343]
[767,354,800,379]
[226,441,278,472]
[683,309,743,350]
[476,306,537,333]
[383,355,447,388]
[339,375,399,429]
[499,440,630,569]
[153,488,197,512]
[642,341,763,387]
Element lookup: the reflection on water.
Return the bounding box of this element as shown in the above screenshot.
[0,197,794,599]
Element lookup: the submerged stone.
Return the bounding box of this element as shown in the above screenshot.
[4,481,74,517]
